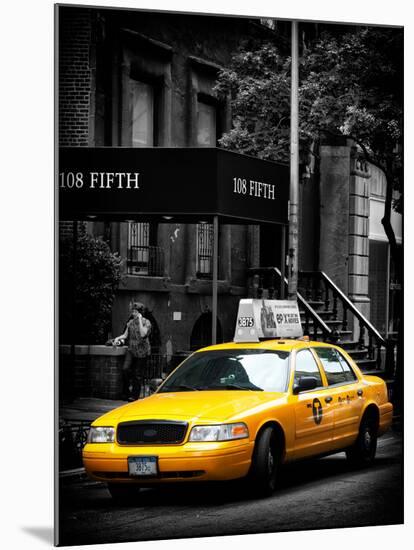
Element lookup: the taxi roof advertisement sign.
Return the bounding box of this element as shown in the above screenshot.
[234,299,303,342]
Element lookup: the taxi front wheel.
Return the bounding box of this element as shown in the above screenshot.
[248,426,280,497]
[107,483,141,504]
[346,413,378,467]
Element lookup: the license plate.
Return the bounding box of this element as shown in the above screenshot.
[128,456,158,477]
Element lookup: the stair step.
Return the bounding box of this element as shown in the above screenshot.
[324,319,344,327]
[304,300,325,308]
[361,369,387,378]
[300,314,342,326]
[300,308,334,317]
[336,330,353,338]
[339,341,360,350]
[355,358,378,369]
[315,310,335,319]
[346,348,369,357]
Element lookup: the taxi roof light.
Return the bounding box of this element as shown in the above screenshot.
[234,299,303,343]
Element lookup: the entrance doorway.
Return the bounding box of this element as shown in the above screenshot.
[190,312,223,350]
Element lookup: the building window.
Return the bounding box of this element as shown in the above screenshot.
[127,222,150,275]
[196,99,217,278]
[130,79,154,147]
[197,100,216,147]
[127,222,163,276]
[127,79,161,276]
[196,222,214,278]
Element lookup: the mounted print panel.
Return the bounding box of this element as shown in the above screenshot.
[56,3,403,547]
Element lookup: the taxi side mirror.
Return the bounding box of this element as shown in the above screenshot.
[293,376,318,395]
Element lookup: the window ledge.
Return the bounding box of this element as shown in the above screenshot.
[189,55,223,73]
[60,344,127,356]
[121,28,173,58]
[120,275,172,292]
[186,278,231,295]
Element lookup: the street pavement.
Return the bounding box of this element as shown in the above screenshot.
[58,419,403,546]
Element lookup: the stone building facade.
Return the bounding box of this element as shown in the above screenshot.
[58,6,288,369]
[58,6,401,390]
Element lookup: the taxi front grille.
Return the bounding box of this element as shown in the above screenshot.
[117,420,188,445]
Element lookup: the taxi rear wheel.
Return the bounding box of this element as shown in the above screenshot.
[346,413,378,467]
[107,483,141,504]
[248,426,280,497]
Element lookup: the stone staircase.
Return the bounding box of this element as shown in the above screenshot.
[247,267,396,380]
[298,296,377,372]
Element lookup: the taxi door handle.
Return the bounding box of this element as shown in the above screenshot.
[324,396,333,404]
[357,389,363,397]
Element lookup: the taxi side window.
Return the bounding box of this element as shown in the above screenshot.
[294,349,323,387]
[314,347,356,385]
[336,351,358,382]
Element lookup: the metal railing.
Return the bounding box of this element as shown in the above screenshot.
[59,421,90,470]
[196,222,214,278]
[247,267,333,341]
[299,271,393,375]
[247,267,395,376]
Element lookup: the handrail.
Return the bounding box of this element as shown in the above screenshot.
[300,270,386,345]
[247,267,333,338]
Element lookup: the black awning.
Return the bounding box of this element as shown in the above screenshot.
[59,147,289,225]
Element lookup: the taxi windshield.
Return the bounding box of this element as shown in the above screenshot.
[159,349,290,393]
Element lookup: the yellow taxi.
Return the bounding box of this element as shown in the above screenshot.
[82,300,393,501]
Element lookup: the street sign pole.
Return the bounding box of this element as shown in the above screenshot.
[288,20,299,299]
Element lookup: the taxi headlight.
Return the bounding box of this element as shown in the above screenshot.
[87,426,115,443]
[189,423,249,442]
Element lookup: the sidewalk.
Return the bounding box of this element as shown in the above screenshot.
[59,397,127,480]
[60,397,127,423]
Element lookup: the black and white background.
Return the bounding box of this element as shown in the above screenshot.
[1,1,413,550]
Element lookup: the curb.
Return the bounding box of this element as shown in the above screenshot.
[59,467,87,480]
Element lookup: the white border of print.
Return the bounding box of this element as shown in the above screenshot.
[2,1,411,549]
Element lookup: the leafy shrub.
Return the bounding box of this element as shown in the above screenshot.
[59,232,122,344]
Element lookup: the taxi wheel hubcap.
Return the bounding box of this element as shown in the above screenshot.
[268,449,274,474]
[364,429,372,450]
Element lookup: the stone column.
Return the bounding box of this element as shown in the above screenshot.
[219,225,231,281]
[319,139,352,293]
[348,148,371,337]
[246,225,260,268]
[185,223,197,283]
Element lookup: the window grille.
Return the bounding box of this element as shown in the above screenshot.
[128,222,150,275]
[196,222,214,278]
[127,222,164,276]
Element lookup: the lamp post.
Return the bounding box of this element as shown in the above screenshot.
[288,20,299,299]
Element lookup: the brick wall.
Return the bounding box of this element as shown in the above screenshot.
[58,7,93,146]
[60,346,124,400]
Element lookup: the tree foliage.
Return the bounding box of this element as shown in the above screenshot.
[59,233,123,344]
[215,26,403,210]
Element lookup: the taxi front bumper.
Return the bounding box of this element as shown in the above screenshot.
[83,439,254,484]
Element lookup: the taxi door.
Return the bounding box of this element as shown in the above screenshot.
[313,347,366,449]
[292,348,334,459]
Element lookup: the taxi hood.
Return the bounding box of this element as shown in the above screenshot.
[94,390,286,425]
